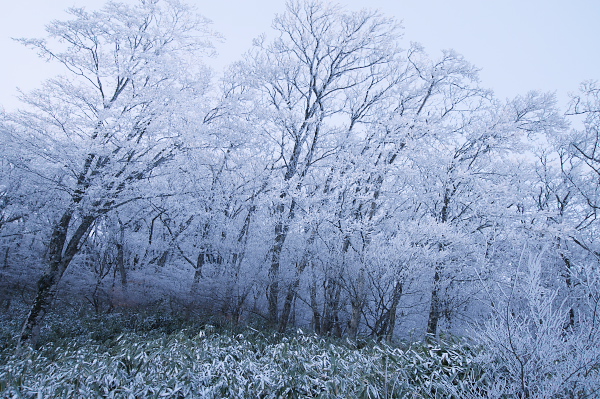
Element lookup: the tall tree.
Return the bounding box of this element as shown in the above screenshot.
[418,91,564,336]
[6,0,217,348]
[236,0,403,325]
[566,81,600,219]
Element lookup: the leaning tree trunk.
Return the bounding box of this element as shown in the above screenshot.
[19,212,96,349]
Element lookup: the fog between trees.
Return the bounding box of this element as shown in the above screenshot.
[0,2,599,394]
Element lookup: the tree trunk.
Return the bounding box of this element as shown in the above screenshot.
[267,198,296,326]
[116,227,127,289]
[19,213,96,348]
[190,252,206,296]
[2,246,9,269]
[427,190,451,338]
[279,230,315,333]
[321,277,342,337]
[426,268,441,337]
[348,267,366,339]
[310,278,322,334]
[560,251,575,329]
[373,280,403,340]
[279,280,298,333]
[384,281,403,340]
[267,215,284,326]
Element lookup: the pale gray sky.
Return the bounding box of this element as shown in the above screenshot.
[1,0,598,110]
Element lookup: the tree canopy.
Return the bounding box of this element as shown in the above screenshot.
[1,1,599,396]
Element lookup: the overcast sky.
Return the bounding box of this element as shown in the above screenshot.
[1,0,599,111]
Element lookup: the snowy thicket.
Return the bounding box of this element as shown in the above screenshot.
[0,0,599,396]
[0,313,491,398]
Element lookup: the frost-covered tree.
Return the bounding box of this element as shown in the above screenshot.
[5,0,218,348]
[2,0,598,361]
[564,81,600,254]
[230,0,404,327]
[419,91,565,336]
[467,250,600,399]
[567,81,600,209]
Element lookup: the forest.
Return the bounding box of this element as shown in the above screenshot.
[0,0,599,397]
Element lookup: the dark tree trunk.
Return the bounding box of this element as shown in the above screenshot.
[278,280,298,333]
[279,231,314,333]
[190,252,206,296]
[321,277,342,337]
[373,280,403,341]
[116,223,127,289]
[267,198,296,327]
[348,267,366,339]
[384,281,403,339]
[2,246,9,269]
[267,214,285,326]
[427,189,452,338]
[310,279,322,334]
[19,213,96,349]
[560,252,576,329]
[426,268,441,337]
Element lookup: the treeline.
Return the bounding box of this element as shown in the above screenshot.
[0,0,599,377]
